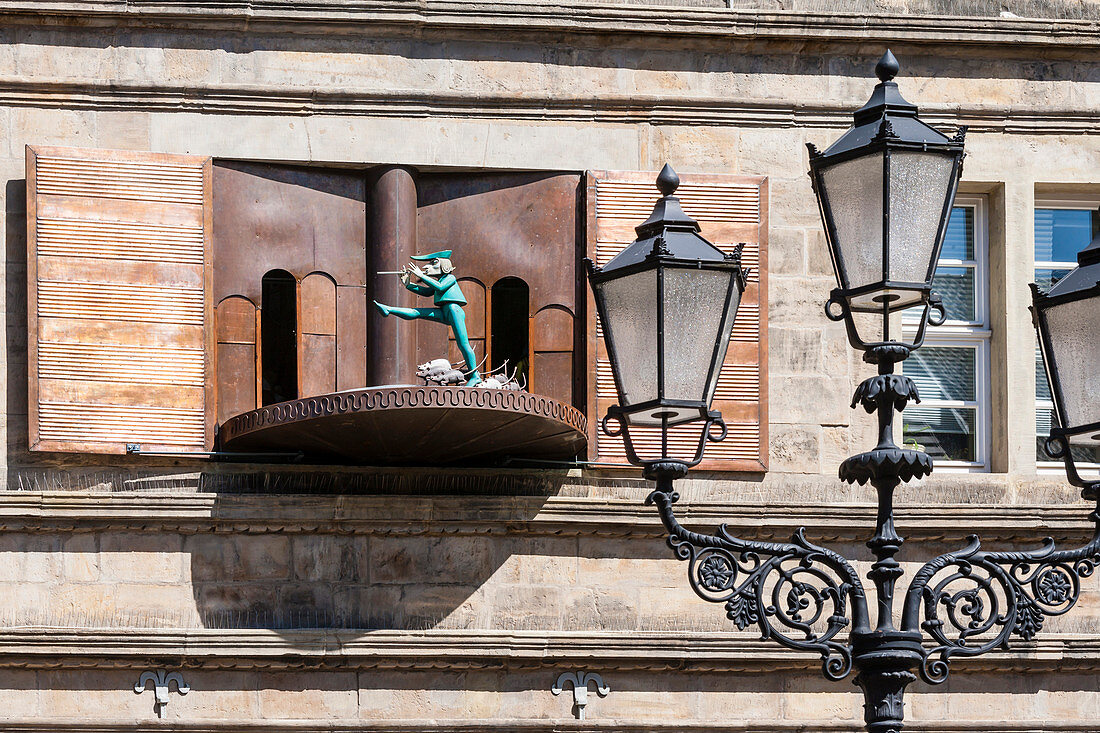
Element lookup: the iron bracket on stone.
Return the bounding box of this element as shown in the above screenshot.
[134,669,190,719]
[552,671,609,720]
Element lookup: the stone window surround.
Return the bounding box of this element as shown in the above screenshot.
[1034,193,1100,478]
[902,194,991,473]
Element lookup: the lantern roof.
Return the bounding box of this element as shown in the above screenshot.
[599,164,735,273]
[820,50,953,159]
[1047,224,1100,299]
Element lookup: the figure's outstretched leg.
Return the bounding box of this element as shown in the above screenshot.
[374,302,446,323]
[444,303,481,386]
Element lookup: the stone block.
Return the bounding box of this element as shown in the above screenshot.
[192,583,281,627]
[767,177,820,228]
[769,327,823,375]
[0,533,61,582]
[168,670,261,719]
[648,125,738,172]
[187,535,290,581]
[61,533,99,582]
[96,111,151,151]
[358,670,469,719]
[332,584,404,629]
[805,227,833,277]
[769,275,835,327]
[490,536,579,586]
[562,584,639,631]
[490,584,564,630]
[291,535,366,583]
[38,670,149,719]
[738,128,806,179]
[770,374,851,426]
[10,109,96,158]
[150,112,311,161]
[769,226,806,277]
[768,423,821,474]
[0,670,38,718]
[400,583,487,629]
[258,672,358,719]
[99,532,184,583]
[370,535,493,586]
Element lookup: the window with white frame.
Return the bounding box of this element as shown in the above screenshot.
[901,196,990,470]
[1034,200,1100,469]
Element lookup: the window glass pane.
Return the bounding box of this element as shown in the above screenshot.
[905,346,976,402]
[1036,348,1052,402]
[931,265,975,322]
[1034,267,1074,292]
[904,406,976,462]
[1036,406,1100,464]
[1035,208,1099,263]
[940,206,974,260]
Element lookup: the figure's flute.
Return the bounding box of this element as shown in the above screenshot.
[376,270,405,275]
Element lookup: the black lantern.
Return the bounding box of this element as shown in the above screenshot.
[585,164,747,468]
[807,50,966,352]
[1031,230,1100,499]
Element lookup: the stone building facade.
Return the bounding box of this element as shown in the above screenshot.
[0,0,1099,730]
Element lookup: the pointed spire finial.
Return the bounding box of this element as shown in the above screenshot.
[656,163,679,197]
[876,49,900,83]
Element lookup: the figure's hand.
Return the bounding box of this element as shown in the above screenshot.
[408,263,425,280]
[400,266,410,285]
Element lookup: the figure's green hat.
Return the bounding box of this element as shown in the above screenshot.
[411,250,452,260]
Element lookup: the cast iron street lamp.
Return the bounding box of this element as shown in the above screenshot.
[1032,230,1100,499]
[590,50,1100,733]
[585,163,748,480]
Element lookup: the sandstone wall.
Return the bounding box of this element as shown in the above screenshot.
[0,4,1097,731]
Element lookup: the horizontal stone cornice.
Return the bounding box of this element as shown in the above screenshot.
[0,78,1097,134]
[0,627,1098,674]
[3,721,1099,733]
[0,491,1095,541]
[0,1,1099,50]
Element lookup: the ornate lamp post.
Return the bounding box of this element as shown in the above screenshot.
[591,51,1100,733]
[585,163,748,483]
[1031,228,1100,499]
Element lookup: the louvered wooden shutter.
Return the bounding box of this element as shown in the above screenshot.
[27,146,213,453]
[585,170,768,471]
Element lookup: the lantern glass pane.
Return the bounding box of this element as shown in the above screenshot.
[819,152,883,290]
[887,151,956,284]
[1043,295,1100,433]
[594,269,658,408]
[661,267,739,405]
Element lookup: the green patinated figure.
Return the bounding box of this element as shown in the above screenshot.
[373,250,482,386]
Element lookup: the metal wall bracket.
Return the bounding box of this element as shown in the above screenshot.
[552,671,609,720]
[134,669,190,718]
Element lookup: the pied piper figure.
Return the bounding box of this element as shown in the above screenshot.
[373,250,482,386]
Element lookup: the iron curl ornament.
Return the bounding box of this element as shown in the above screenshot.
[592,50,1100,733]
[640,337,1100,733]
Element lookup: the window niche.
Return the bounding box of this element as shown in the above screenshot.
[260,269,298,406]
[490,277,530,386]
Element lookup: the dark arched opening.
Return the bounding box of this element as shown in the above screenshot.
[261,269,298,405]
[490,277,529,386]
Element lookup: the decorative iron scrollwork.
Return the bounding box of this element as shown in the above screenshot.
[902,508,1100,685]
[646,488,869,681]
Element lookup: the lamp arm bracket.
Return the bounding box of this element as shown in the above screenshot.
[901,502,1100,685]
[644,488,870,681]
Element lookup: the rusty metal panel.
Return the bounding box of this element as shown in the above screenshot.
[336,285,367,391]
[215,295,258,425]
[212,162,366,303]
[27,145,212,454]
[587,170,769,472]
[213,162,366,418]
[416,172,580,404]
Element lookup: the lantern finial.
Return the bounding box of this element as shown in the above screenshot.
[876,50,899,82]
[656,164,680,197]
